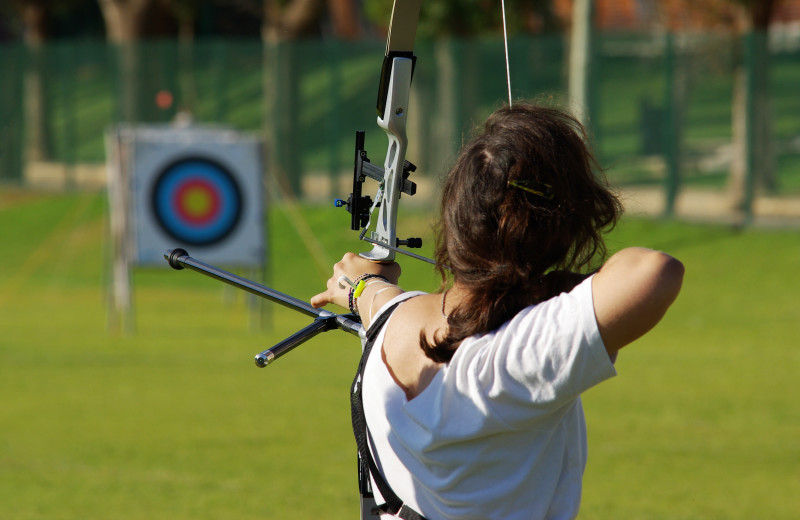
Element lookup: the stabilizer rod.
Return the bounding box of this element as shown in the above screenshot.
[165,248,364,366]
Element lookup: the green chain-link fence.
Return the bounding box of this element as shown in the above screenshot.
[1,33,798,213]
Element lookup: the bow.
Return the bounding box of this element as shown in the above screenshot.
[337,0,433,265]
[342,0,512,265]
[164,0,427,365]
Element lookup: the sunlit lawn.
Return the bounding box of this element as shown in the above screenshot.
[1,192,798,519]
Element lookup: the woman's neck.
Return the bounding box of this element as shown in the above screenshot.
[442,282,469,318]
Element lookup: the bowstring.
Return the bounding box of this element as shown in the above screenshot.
[501,0,513,107]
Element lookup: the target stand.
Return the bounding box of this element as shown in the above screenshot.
[105,124,265,333]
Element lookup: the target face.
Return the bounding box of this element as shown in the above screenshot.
[150,157,243,246]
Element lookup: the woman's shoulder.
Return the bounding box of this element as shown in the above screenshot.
[380,292,448,401]
[370,290,429,325]
[497,275,595,335]
[453,275,598,360]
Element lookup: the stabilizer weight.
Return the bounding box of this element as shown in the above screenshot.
[167,248,189,270]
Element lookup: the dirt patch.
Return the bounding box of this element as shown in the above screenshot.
[18,163,800,227]
[622,186,800,227]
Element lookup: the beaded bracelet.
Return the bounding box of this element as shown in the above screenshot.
[353,274,390,298]
[348,285,358,316]
[349,274,391,316]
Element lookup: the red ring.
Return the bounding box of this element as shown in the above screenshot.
[173,179,221,225]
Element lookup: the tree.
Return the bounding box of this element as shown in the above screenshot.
[261,0,324,196]
[262,0,325,41]
[567,0,592,126]
[363,0,560,37]
[10,0,88,163]
[96,0,191,121]
[167,0,201,41]
[97,0,158,42]
[96,0,155,121]
[13,0,49,163]
[729,0,779,222]
[327,0,360,39]
[659,0,781,221]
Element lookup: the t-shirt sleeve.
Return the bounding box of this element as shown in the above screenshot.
[449,275,616,427]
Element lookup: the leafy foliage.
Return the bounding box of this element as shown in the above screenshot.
[363,0,562,38]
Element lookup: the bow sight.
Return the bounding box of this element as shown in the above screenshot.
[335,130,424,259]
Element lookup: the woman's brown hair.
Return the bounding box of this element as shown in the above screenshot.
[422,103,622,363]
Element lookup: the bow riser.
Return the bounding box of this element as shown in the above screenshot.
[360,57,413,262]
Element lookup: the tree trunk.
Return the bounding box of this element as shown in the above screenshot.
[262,0,325,42]
[729,0,777,221]
[21,3,52,162]
[729,56,748,211]
[751,31,774,192]
[730,31,774,218]
[174,8,196,114]
[749,0,776,192]
[662,33,689,217]
[97,0,153,122]
[568,0,593,127]
[261,0,327,196]
[327,0,360,39]
[97,0,152,43]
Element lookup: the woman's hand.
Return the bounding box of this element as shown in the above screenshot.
[310,252,401,310]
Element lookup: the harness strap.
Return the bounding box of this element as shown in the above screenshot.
[351,301,428,520]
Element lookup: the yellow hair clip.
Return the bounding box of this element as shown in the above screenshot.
[507,180,554,200]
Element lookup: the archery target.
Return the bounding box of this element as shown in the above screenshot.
[128,126,264,266]
[150,157,242,246]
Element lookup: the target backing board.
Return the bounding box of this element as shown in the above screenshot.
[130,127,264,266]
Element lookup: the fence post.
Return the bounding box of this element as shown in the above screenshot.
[0,44,25,183]
[326,39,342,184]
[59,42,78,189]
[213,40,229,124]
[742,31,757,225]
[435,38,463,159]
[273,41,301,196]
[663,32,682,218]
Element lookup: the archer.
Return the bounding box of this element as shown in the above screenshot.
[311,103,684,520]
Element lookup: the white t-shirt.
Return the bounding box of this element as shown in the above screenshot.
[362,276,616,520]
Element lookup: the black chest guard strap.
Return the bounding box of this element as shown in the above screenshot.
[351,301,428,520]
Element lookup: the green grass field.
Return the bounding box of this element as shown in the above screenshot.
[1,190,798,519]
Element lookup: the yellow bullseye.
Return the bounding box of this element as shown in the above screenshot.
[182,186,213,218]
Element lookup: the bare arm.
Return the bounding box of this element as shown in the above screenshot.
[592,247,684,358]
